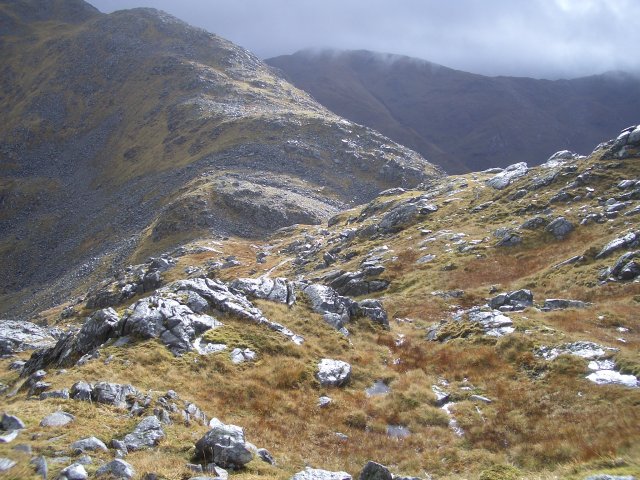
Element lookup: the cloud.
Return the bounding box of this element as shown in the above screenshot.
[89,0,640,79]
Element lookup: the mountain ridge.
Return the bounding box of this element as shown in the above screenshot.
[267,48,640,174]
[0,2,441,320]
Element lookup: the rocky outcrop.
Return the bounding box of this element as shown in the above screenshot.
[230,277,296,306]
[489,290,533,311]
[486,162,528,190]
[299,283,389,332]
[543,299,590,310]
[323,270,389,297]
[0,320,56,355]
[316,359,352,387]
[600,251,640,282]
[120,296,220,355]
[545,217,574,240]
[596,231,639,259]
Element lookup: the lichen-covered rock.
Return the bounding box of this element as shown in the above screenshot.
[317,359,352,387]
[377,197,438,234]
[93,382,140,409]
[58,463,87,480]
[194,419,254,469]
[121,296,220,355]
[300,283,353,332]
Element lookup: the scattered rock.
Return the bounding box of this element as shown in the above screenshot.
[495,232,522,247]
[359,461,392,480]
[520,216,549,230]
[291,467,352,480]
[96,459,136,479]
[1,414,25,431]
[596,231,639,259]
[40,411,74,427]
[257,448,275,465]
[489,289,533,311]
[0,320,55,355]
[377,197,438,234]
[543,299,590,310]
[386,425,410,438]
[122,416,165,451]
[58,463,88,480]
[194,418,254,469]
[467,309,514,337]
[317,359,352,387]
[71,437,108,453]
[318,396,332,408]
[230,348,256,364]
[230,276,296,306]
[323,270,389,297]
[545,217,574,239]
[486,162,528,190]
[0,458,16,472]
[93,382,140,409]
[30,456,47,479]
[584,475,636,480]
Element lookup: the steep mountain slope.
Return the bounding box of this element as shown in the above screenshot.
[1,127,638,480]
[0,3,441,319]
[267,49,640,174]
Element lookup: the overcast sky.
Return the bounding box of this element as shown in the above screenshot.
[90,0,640,79]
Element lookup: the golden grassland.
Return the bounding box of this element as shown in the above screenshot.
[2,152,640,480]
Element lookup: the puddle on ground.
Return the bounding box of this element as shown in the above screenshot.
[365,380,391,397]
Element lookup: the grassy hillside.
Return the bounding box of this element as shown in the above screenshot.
[0,2,440,320]
[2,129,638,480]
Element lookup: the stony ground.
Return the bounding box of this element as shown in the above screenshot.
[0,128,639,480]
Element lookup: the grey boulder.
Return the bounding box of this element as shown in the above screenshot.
[300,284,352,332]
[93,382,140,409]
[40,411,74,427]
[359,461,392,480]
[489,289,533,311]
[230,277,296,306]
[486,162,528,190]
[596,231,639,259]
[317,359,352,387]
[291,467,352,480]
[1,413,25,431]
[96,459,136,479]
[543,299,590,310]
[0,320,55,355]
[545,217,574,239]
[71,436,108,453]
[122,415,165,451]
[58,463,88,480]
[194,418,254,469]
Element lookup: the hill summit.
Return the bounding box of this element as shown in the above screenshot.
[0,1,441,319]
